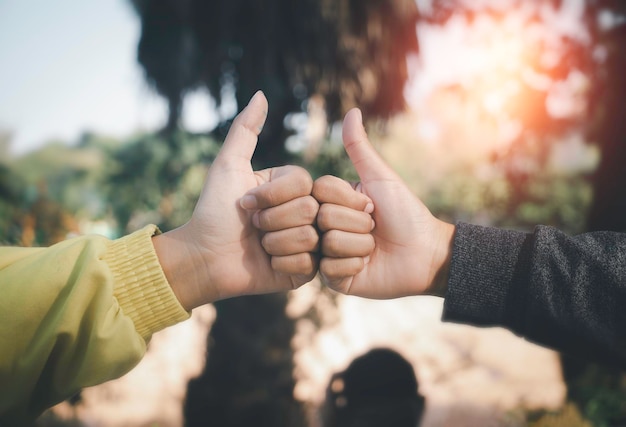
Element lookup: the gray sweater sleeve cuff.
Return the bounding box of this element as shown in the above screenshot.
[442,222,626,366]
[442,222,532,330]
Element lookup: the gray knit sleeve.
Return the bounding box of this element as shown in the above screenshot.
[443,222,626,366]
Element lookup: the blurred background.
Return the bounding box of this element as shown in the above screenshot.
[1,0,625,425]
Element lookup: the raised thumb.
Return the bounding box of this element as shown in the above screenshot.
[342,108,396,182]
[218,91,268,162]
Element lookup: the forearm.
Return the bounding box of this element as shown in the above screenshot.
[443,222,626,366]
[0,225,189,424]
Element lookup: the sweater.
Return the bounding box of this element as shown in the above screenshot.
[443,222,626,366]
[0,225,190,425]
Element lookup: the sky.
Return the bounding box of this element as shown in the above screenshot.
[0,0,216,156]
[0,0,584,157]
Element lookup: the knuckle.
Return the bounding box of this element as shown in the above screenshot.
[270,255,286,271]
[261,233,274,251]
[316,204,333,231]
[299,225,320,247]
[292,253,313,272]
[300,196,320,221]
[292,166,314,193]
[321,230,341,255]
[230,115,254,139]
[312,175,334,200]
[271,256,293,275]
[261,187,278,207]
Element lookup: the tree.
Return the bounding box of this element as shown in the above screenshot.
[130,0,419,166]
[582,1,626,231]
[105,131,219,235]
[128,2,420,426]
[184,294,304,427]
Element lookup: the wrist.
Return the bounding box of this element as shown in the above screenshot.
[427,221,456,298]
[152,225,217,311]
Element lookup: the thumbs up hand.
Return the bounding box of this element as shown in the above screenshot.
[153,92,319,310]
[313,108,456,299]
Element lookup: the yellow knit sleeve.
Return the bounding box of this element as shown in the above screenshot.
[0,226,189,425]
[102,225,190,339]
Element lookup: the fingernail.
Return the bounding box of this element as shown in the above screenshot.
[356,108,363,127]
[364,202,374,214]
[248,91,267,133]
[370,218,376,231]
[240,195,258,210]
[249,90,263,105]
[363,255,371,265]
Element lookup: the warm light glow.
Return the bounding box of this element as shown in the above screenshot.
[456,14,545,122]
[404,4,593,178]
[408,4,586,146]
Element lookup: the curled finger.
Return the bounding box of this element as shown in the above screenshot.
[242,166,313,210]
[254,195,318,231]
[321,230,375,258]
[262,225,320,256]
[271,252,318,279]
[317,203,374,233]
[313,175,373,212]
[319,257,366,294]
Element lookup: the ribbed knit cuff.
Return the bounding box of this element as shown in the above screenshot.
[102,225,190,340]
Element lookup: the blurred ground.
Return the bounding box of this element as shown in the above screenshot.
[45,278,565,427]
[290,280,565,427]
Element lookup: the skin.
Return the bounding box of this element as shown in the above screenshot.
[153,92,453,309]
[152,91,319,311]
[313,108,456,299]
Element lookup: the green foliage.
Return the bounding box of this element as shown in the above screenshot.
[105,130,220,235]
[0,140,106,245]
[305,138,359,182]
[0,131,220,244]
[563,363,626,427]
[0,163,25,244]
[526,403,593,427]
[582,388,626,427]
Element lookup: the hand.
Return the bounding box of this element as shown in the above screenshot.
[153,91,319,310]
[313,108,456,299]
